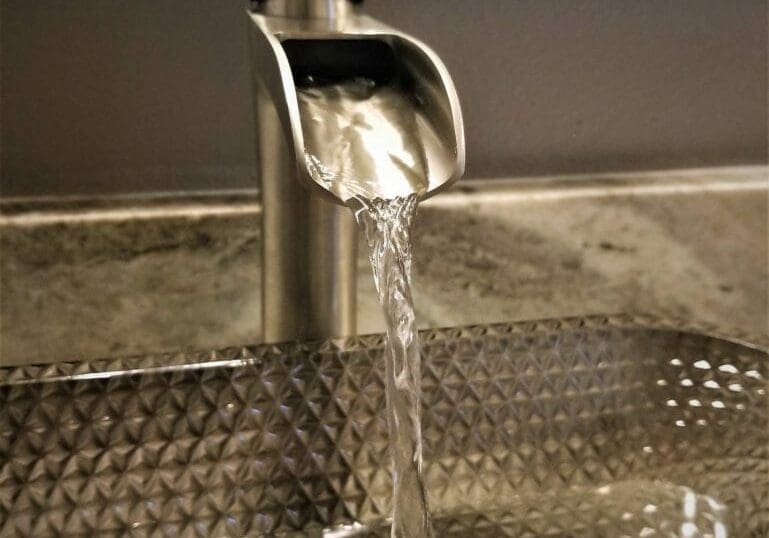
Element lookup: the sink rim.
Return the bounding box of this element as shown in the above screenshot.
[2,312,765,386]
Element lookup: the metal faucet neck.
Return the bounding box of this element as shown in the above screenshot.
[254,0,357,20]
[248,2,464,342]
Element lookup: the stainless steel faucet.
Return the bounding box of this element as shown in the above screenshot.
[248,0,464,342]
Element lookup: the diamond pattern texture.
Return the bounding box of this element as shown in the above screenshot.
[0,316,766,537]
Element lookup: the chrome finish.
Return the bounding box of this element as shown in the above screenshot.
[248,1,465,342]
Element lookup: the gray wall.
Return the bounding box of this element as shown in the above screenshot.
[1,0,766,197]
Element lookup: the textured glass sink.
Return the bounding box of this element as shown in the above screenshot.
[0,315,765,537]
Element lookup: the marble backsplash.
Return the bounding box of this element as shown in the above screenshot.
[1,167,766,365]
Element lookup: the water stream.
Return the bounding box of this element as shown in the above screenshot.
[294,76,732,538]
[297,73,726,538]
[352,195,431,538]
[298,78,434,538]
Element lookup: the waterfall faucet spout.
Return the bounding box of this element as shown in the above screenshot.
[248,0,464,342]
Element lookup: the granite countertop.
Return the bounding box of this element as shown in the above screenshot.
[1,166,766,365]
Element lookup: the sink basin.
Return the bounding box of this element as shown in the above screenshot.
[0,315,765,536]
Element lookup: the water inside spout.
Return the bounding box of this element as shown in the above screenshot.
[298,77,433,538]
[297,76,446,202]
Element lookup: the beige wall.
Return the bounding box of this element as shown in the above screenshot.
[1,0,766,196]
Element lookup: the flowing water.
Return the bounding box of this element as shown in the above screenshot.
[295,77,732,538]
[297,76,440,202]
[352,195,431,538]
[298,78,434,538]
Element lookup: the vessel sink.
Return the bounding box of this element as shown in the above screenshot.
[0,315,765,537]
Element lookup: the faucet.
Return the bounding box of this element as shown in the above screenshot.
[248,0,464,342]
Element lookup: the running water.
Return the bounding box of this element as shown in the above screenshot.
[294,76,733,538]
[297,77,434,537]
[352,194,431,538]
[296,76,438,201]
